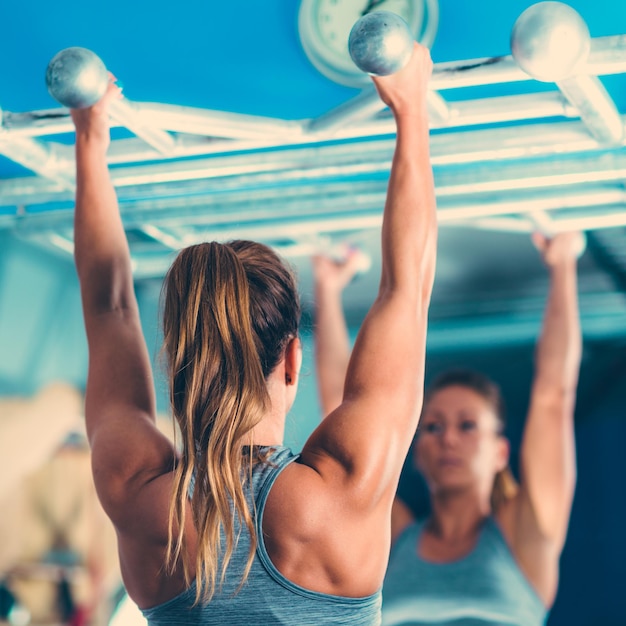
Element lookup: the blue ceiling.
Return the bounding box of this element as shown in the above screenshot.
[1,0,624,120]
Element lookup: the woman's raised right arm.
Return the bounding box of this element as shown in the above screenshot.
[301,44,437,510]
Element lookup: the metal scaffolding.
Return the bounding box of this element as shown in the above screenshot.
[0,18,625,278]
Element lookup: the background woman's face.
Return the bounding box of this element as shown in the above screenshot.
[415,385,509,496]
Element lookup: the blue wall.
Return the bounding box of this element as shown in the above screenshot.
[0,235,322,450]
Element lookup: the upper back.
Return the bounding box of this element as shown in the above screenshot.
[141,446,381,626]
[382,519,547,626]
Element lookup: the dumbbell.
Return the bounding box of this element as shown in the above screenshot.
[45,47,175,154]
[511,1,623,145]
[348,11,414,76]
[46,47,110,109]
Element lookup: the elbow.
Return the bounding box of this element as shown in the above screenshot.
[531,382,578,415]
[78,261,137,314]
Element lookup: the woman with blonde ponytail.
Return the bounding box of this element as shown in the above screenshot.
[313,232,584,625]
[69,43,436,626]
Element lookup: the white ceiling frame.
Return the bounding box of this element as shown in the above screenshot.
[108,98,177,155]
[1,114,626,209]
[3,91,595,170]
[1,30,626,267]
[467,207,626,234]
[0,134,75,190]
[14,182,626,237]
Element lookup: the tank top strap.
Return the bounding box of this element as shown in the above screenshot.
[253,445,300,514]
[254,448,382,607]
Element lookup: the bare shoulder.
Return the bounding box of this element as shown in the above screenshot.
[114,470,197,609]
[261,459,391,598]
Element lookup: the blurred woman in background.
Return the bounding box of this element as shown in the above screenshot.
[313,231,583,625]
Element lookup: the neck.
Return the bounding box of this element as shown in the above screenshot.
[249,370,288,446]
[250,416,285,446]
[427,487,491,540]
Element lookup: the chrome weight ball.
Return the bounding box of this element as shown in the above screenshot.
[511,1,591,82]
[348,11,414,76]
[46,47,109,108]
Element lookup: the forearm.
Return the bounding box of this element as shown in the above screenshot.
[74,136,135,313]
[533,260,582,398]
[381,111,437,302]
[314,284,351,416]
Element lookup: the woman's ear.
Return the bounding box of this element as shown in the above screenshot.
[284,337,302,386]
[496,436,510,473]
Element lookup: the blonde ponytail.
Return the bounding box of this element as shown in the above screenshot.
[161,241,300,602]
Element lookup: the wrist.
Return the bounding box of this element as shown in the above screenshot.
[315,282,344,300]
[391,105,429,125]
[548,258,577,273]
[75,133,110,159]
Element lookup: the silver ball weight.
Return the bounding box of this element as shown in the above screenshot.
[511,1,591,82]
[348,11,414,76]
[46,47,109,108]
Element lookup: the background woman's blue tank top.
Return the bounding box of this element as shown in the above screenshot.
[382,518,547,626]
[141,446,382,625]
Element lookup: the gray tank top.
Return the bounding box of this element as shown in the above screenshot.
[141,446,382,625]
[382,518,547,626]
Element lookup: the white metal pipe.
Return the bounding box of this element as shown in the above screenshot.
[308,87,450,135]
[556,74,624,145]
[426,91,452,125]
[509,3,623,146]
[12,179,626,237]
[0,91,572,141]
[108,97,177,155]
[1,105,302,142]
[0,136,75,190]
[468,208,626,234]
[437,188,626,223]
[542,210,626,232]
[97,94,597,164]
[431,36,626,90]
[138,225,181,250]
[136,102,304,140]
[2,132,626,211]
[105,148,626,194]
[527,210,557,235]
[48,232,75,255]
[463,216,536,233]
[0,100,613,191]
[306,87,384,134]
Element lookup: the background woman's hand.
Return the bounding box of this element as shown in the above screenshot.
[312,246,370,294]
[532,231,586,268]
